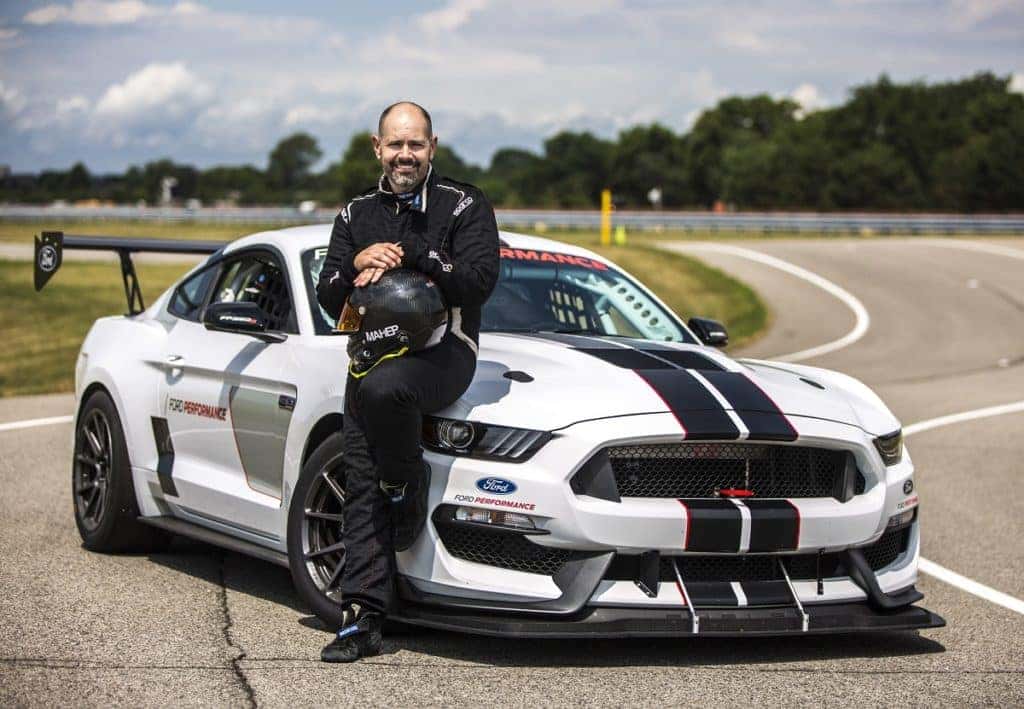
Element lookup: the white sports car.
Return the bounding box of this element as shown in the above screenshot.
[36,225,943,636]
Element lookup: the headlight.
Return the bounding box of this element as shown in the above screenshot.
[423,416,551,462]
[873,430,903,466]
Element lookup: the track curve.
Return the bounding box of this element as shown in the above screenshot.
[2,238,1024,705]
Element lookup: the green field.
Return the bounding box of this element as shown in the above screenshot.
[0,221,767,397]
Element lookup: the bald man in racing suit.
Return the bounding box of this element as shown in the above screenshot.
[316,101,499,662]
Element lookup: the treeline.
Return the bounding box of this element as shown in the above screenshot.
[3,73,1022,211]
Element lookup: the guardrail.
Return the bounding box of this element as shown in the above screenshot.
[2,205,1023,234]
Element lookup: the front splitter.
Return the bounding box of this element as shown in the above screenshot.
[392,599,945,639]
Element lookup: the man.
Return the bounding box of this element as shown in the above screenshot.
[315,101,500,662]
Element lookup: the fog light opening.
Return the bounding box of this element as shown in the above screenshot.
[886,507,917,530]
[454,506,536,530]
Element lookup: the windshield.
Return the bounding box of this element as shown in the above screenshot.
[303,245,694,343]
[482,248,694,342]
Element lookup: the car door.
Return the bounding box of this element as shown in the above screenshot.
[159,248,300,542]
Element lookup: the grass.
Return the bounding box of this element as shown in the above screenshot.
[0,220,767,397]
[0,219,288,244]
[0,260,187,396]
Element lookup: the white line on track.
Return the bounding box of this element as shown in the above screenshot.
[0,414,73,432]
[918,558,1024,616]
[671,243,870,362]
[902,400,1024,616]
[915,238,1024,261]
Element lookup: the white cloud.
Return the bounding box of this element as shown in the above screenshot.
[283,104,343,127]
[1010,72,1024,94]
[1,81,27,116]
[416,0,488,32]
[56,95,90,117]
[24,0,160,26]
[790,82,825,114]
[0,26,19,40]
[718,28,772,53]
[949,0,1022,28]
[94,62,212,126]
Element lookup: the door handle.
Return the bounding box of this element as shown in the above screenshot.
[165,355,185,364]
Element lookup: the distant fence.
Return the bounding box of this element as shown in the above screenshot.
[2,205,1023,234]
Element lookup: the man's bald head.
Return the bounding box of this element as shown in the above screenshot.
[378,101,433,138]
[373,101,437,192]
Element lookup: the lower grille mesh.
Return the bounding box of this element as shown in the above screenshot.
[437,524,579,576]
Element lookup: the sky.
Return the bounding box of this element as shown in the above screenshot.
[1,0,1023,173]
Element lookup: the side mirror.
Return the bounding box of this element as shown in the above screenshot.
[203,302,287,343]
[687,317,728,347]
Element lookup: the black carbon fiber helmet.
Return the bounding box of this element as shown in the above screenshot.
[339,269,448,377]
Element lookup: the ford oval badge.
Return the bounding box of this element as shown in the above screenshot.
[476,477,517,495]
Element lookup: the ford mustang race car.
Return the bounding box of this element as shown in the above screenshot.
[36,225,944,637]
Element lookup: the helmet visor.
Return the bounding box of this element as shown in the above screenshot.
[335,298,363,334]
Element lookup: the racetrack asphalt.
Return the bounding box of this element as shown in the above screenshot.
[1,237,1023,706]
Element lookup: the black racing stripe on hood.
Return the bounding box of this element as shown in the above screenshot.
[632,348,725,371]
[639,369,741,440]
[575,348,675,369]
[507,332,725,371]
[700,370,798,442]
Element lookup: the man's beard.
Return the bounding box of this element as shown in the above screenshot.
[387,161,423,191]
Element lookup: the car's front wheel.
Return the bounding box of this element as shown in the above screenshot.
[73,390,170,552]
[287,432,348,626]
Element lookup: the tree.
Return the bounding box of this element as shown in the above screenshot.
[609,124,691,207]
[685,95,799,206]
[267,132,322,191]
[540,131,613,207]
[432,145,482,183]
[823,143,924,210]
[485,147,544,206]
[322,132,380,202]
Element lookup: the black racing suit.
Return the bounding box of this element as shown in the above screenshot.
[316,167,500,613]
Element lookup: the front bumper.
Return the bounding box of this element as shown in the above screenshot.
[397,413,933,634]
[393,593,945,638]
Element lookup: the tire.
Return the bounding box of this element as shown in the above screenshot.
[287,431,348,627]
[73,390,171,552]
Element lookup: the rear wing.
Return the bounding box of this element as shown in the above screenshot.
[34,230,227,315]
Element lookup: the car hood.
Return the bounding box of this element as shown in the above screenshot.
[451,333,867,433]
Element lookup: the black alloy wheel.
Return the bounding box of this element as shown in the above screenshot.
[74,407,114,531]
[302,462,347,602]
[287,432,348,626]
[72,390,170,552]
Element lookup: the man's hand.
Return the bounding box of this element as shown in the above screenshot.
[354,242,403,271]
[353,267,385,287]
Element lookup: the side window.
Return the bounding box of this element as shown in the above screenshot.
[209,252,297,333]
[168,266,216,322]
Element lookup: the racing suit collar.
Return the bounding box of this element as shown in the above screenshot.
[378,165,434,214]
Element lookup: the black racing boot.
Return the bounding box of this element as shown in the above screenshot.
[381,461,431,552]
[320,604,383,663]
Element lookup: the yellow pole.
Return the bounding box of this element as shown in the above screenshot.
[600,189,612,246]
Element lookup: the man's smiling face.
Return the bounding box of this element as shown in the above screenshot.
[373,104,437,192]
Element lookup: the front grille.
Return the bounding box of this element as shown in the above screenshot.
[603,442,849,499]
[605,526,911,583]
[437,523,579,576]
